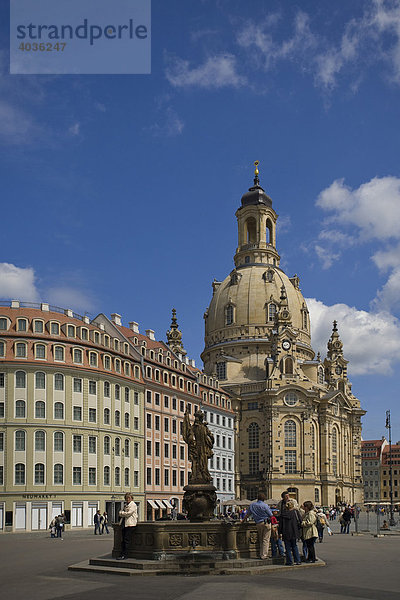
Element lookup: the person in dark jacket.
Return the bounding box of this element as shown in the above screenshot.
[342,507,352,534]
[279,499,302,565]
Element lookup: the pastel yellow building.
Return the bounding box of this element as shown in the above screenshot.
[201,166,365,506]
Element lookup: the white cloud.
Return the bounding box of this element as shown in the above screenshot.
[0,100,41,145]
[372,243,400,271]
[307,297,400,375]
[165,54,246,89]
[46,286,94,314]
[316,176,400,241]
[148,107,184,137]
[68,123,80,136]
[372,266,400,312]
[314,244,341,270]
[0,263,40,302]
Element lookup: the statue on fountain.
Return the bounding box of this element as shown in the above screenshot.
[182,408,217,521]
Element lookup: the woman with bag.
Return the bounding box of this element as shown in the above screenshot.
[301,501,318,563]
[279,500,302,565]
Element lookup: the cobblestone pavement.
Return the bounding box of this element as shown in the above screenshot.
[1,520,399,600]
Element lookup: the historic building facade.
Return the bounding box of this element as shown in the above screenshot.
[361,438,388,503]
[117,311,234,518]
[0,302,145,532]
[201,166,365,506]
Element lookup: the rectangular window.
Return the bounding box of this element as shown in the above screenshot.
[134,417,139,430]
[73,435,82,452]
[180,470,185,487]
[164,417,169,433]
[180,446,185,460]
[146,467,152,485]
[172,469,177,486]
[172,419,177,434]
[134,442,139,459]
[285,450,297,474]
[50,322,60,335]
[146,390,152,403]
[155,442,160,457]
[146,413,151,428]
[155,393,160,405]
[88,408,97,423]
[134,392,139,405]
[73,406,82,421]
[155,468,160,486]
[89,436,96,454]
[172,397,177,410]
[172,444,177,459]
[155,415,160,430]
[146,440,152,455]
[34,320,44,333]
[89,381,97,395]
[164,469,169,486]
[164,443,169,458]
[73,466,82,485]
[249,451,259,475]
[134,471,139,487]
[88,467,96,485]
[164,395,169,408]
[0,373,4,388]
[73,378,82,393]
[180,400,184,412]
[0,432,3,451]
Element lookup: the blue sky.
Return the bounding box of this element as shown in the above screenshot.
[1,0,400,440]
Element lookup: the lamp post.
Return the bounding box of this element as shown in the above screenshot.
[385,410,396,527]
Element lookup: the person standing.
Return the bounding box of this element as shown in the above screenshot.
[101,511,110,534]
[316,509,328,542]
[55,514,64,539]
[117,493,138,560]
[270,510,285,558]
[94,510,102,535]
[243,492,273,560]
[301,501,318,563]
[279,500,302,565]
[342,507,352,534]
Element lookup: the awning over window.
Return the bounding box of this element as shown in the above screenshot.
[155,500,166,509]
[147,500,158,510]
[163,499,174,509]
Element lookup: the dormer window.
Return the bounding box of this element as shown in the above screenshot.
[17,318,27,332]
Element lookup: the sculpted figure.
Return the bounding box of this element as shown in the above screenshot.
[182,408,214,484]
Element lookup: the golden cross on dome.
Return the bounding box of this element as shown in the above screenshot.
[253,160,260,185]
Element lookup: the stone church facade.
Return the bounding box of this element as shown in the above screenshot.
[201,165,365,507]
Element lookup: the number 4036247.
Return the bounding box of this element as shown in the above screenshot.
[18,42,66,51]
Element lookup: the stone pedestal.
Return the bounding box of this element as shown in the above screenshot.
[183,483,217,521]
[113,521,265,561]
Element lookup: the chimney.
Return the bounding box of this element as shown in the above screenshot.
[129,321,139,333]
[111,313,122,326]
[146,329,155,340]
[190,359,196,367]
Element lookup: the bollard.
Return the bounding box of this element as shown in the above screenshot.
[376,510,380,536]
[366,510,369,531]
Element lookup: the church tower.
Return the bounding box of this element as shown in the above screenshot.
[201,163,365,506]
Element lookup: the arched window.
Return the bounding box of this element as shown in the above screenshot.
[16,342,27,357]
[284,357,293,374]
[115,437,121,455]
[332,427,337,453]
[125,387,130,402]
[73,349,83,363]
[115,466,120,486]
[54,346,64,361]
[35,401,45,418]
[0,317,8,330]
[245,217,257,243]
[15,430,26,451]
[35,372,46,389]
[104,436,110,454]
[104,381,110,397]
[268,303,277,322]
[266,219,273,244]
[0,340,4,357]
[124,412,130,428]
[124,467,130,487]
[115,384,120,400]
[115,410,120,427]
[54,431,64,452]
[284,420,297,447]
[35,430,45,451]
[54,402,64,419]
[15,463,25,484]
[34,463,45,484]
[104,408,110,424]
[53,463,63,484]
[332,426,338,476]
[104,355,111,370]
[225,304,234,325]
[248,422,259,449]
[318,367,324,384]
[124,439,130,456]
[15,399,26,418]
[104,465,110,485]
[35,344,46,359]
[54,373,64,391]
[15,371,26,388]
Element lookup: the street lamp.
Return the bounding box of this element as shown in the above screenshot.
[385,410,396,527]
